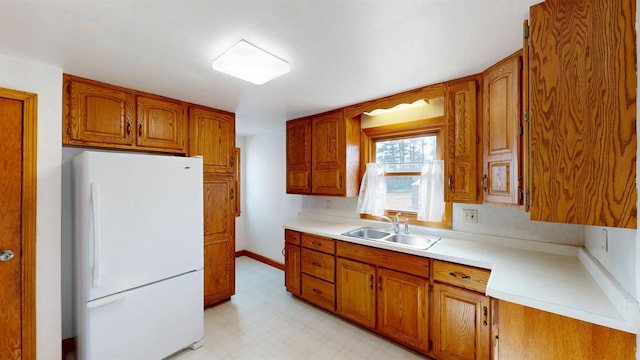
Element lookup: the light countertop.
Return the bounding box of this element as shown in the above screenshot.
[283,215,639,334]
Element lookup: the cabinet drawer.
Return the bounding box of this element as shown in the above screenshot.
[285,229,301,245]
[301,248,335,283]
[301,274,335,312]
[433,260,490,293]
[301,234,335,254]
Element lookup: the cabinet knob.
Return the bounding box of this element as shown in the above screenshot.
[0,250,15,262]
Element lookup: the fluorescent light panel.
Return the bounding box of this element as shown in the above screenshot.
[212,40,290,85]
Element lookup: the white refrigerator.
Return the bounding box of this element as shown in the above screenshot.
[73,151,204,360]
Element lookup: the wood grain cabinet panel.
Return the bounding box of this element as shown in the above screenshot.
[65,77,135,147]
[528,0,637,228]
[189,106,236,174]
[482,52,523,206]
[286,117,312,194]
[284,240,301,296]
[286,109,360,197]
[377,268,428,351]
[432,283,491,360]
[136,96,186,152]
[63,74,189,154]
[335,242,429,354]
[202,174,235,307]
[336,257,376,329]
[300,274,335,312]
[498,300,635,359]
[445,77,481,203]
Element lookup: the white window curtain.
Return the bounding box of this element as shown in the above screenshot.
[357,163,386,216]
[417,160,445,222]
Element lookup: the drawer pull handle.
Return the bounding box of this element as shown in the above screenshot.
[312,241,322,247]
[483,305,488,326]
[369,274,374,289]
[449,271,471,280]
[312,288,322,295]
[312,262,321,268]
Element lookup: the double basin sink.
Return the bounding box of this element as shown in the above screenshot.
[341,227,440,250]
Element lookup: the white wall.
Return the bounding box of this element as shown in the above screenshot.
[242,129,302,263]
[585,226,636,298]
[0,54,62,359]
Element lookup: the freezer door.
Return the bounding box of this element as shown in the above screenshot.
[74,151,204,301]
[77,270,204,360]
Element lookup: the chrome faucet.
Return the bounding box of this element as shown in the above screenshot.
[378,213,402,234]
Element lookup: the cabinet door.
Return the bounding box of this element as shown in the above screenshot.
[136,96,186,152]
[66,78,135,146]
[528,0,636,228]
[203,174,235,306]
[482,53,522,206]
[284,242,301,296]
[445,78,480,203]
[311,110,346,196]
[377,268,428,352]
[189,106,236,173]
[432,283,491,360]
[336,258,376,329]
[286,117,312,194]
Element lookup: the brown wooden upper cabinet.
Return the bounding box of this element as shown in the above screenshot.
[444,76,481,204]
[528,0,637,228]
[136,96,187,151]
[482,51,523,206]
[286,117,312,194]
[286,109,360,197]
[63,74,187,154]
[188,106,236,174]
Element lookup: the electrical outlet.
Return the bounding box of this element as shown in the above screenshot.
[462,209,478,224]
[601,228,608,252]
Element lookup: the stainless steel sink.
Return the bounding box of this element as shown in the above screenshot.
[342,227,390,240]
[342,227,440,250]
[383,234,439,249]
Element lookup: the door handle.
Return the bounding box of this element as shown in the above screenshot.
[0,250,15,262]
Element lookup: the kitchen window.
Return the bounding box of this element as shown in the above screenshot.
[359,117,452,229]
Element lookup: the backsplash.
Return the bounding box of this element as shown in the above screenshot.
[300,196,585,246]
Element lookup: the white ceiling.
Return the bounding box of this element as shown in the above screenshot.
[0,0,540,136]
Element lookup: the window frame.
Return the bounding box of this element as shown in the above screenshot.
[360,117,452,229]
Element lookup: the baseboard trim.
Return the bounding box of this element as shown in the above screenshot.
[235,250,284,271]
[62,337,76,359]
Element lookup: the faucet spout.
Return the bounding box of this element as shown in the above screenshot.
[378,213,401,234]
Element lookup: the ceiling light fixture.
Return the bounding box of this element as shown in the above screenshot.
[211,40,290,85]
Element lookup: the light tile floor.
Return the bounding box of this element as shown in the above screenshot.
[168,256,429,360]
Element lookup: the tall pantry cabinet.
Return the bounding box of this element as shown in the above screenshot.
[189,106,237,307]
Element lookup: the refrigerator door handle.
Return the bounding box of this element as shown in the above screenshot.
[86,291,128,309]
[91,183,102,287]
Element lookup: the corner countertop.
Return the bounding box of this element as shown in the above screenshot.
[283,215,639,334]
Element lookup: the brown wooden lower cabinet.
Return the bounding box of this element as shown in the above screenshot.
[431,283,491,360]
[335,258,376,328]
[498,300,636,360]
[335,243,430,354]
[284,241,301,296]
[284,233,634,360]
